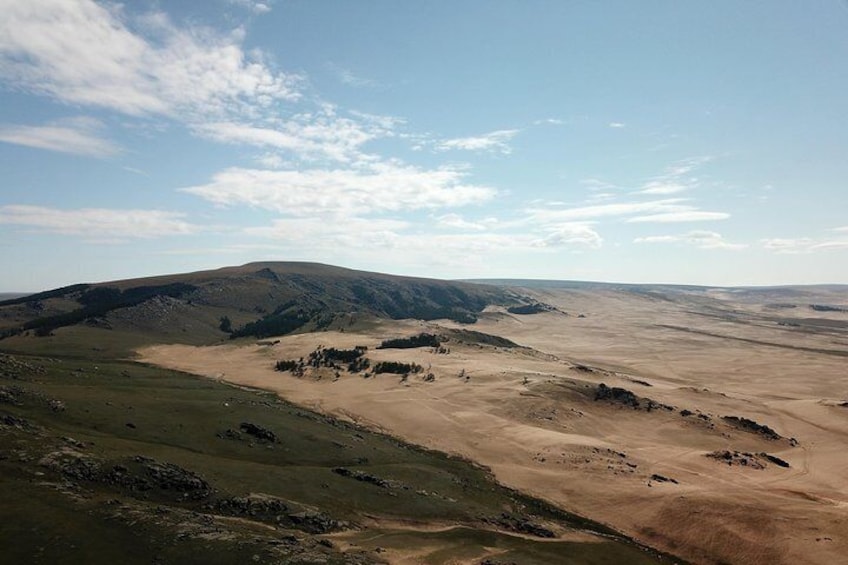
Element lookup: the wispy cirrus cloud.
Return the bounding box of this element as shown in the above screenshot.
[637,156,712,195]
[192,106,399,164]
[0,0,299,119]
[626,210,729,223]
[533,118,565,126]
[634,230,745,250]
[435,129,519,154]
[529,198,728,225]
[328,63,380,88]
[0,117,119,157]
[227,0,273,15]
[0,205,200,239]
[761,235,848,254]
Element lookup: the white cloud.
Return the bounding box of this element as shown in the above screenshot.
[529,199,685,222]
[0,0,299,118]
[0,205,199,239]
[532,223,603,249]
[181,163,496,216]
[634,230,745,250]
[436,129,519,154]
[834,226,848,233]
[608,122,626,128]
[529,198,728,225]
[635,156,712,195]
[193,107,396,164]
[627,211,730,223]
[0,117,119,157]
[328,64,379,88]
[436,213,490,231]
[761,237,848,254]
[533,118,565,125]
[581,178,616,190]
[638,181,688,195]
[228,0,273,14]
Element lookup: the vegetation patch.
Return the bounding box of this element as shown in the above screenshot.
[377,333,441,349]
[446,329,519,348]
[507,303,557,315]
[1,283,197,338]
[810,304,846,313]
[373,361,423,375]
[230,307,313,339]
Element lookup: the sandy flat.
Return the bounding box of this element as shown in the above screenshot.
[139,288,848,565]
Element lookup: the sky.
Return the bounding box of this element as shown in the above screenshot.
[1,0,847,291]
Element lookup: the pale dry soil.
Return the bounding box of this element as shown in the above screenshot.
[140,287,848,565]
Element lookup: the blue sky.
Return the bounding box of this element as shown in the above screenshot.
[1,0,847,291]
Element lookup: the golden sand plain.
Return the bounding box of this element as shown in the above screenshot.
[140,287,848,565]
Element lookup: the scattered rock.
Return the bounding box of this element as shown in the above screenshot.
[761,453,791,468]
[706,450,790,469]
[332,467,400,489]
[132,456,212,499]
[650,474,679,484]
[595,383,639,407]
[486,512,555,538]
[722,416,782,441]
[594,383,673,412]
[239,422,278,443]
[216,494,289,518]
[286,510,345,534]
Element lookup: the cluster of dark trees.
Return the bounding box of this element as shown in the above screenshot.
[274,345,371,376]
[377,333,441,349]
[373,361,422,375]
[230,308,312,339]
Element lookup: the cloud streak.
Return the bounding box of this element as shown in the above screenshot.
[636,156,712,195]
[529,198,727,223]
[192,106,398,164]
[635,230,745,250]
[436,129,519,154]
[761,237,848,254]
[0,118,120,157]
[0,205,200,239]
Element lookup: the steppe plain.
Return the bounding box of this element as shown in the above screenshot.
[142,284,848,565]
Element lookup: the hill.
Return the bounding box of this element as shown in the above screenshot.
[0,262,511,356]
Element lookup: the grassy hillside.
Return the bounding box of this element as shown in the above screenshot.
[0,263,511,356]
[0,352,676,564]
